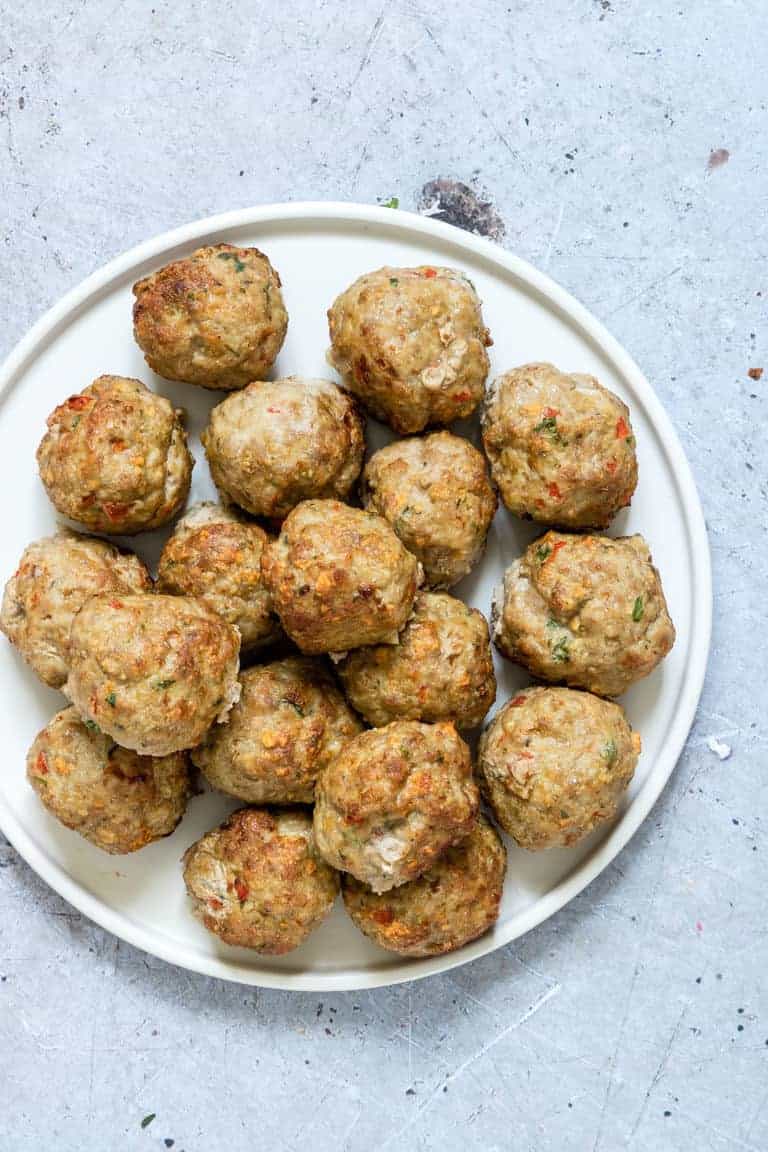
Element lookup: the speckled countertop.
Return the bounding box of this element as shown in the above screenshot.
[0,2,765,1150]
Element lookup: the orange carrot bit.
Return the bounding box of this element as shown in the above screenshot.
[509,694,528,707]
[543,406,559,418]
[423,267,437,278]
[615,417,630,439]
[35,752,49,775]
[233,878,249,902]
[66,395,90,411]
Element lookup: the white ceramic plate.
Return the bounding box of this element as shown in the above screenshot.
[0,202,711,990]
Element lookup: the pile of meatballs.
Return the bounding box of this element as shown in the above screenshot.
[1,243,675,962]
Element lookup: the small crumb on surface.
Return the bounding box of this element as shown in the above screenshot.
[707,148,730,170]
[707,736,732,760]
[748,367,763,380]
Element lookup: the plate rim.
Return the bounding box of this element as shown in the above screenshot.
[0,201,712,991]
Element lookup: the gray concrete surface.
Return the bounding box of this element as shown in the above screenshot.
[0,2,765,1149]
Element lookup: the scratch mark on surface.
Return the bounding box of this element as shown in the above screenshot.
[626,1003,688,1145]
[348,12,385,94]
[407,988,413,1087]
[606,267,682,317]
[544,202,565,268]
[446,977,502,1019]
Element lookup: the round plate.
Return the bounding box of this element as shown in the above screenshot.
[0,202,711,990]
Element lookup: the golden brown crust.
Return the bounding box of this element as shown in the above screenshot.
[191,657,363,804]
[36,375,193,534]
[492,531,675,697]
[342,816,506,956]
[132,244,288,390]
[313,720,479,892]
[361,431,497,588]
[261,500,422,655]
[182,807,339,953]
[157,503,280,651]
[481,363,638,529]
[327,265,491,433]
[27,707,190,854]
[65,593,241,756]
[337,592,496,729]
[1,531,151,688]
[477,686,640,849]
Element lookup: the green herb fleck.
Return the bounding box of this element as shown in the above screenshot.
[381,196,399,209]
[551,636,570,663]
[218,252,246,272]
[632,596,644,622]
[280,698,305,717]
[602,738,618,764]
[394,505,411,533]
[626,434,636,448]
[546,616,559,630]
[536,543,552,563]
[71,415,81,429]
[533,414,566,446]
[84,719,101,734]
[140,1114,156,1129]
[154,679,175,690]
[389,276,399,286]
[106,691,117,707]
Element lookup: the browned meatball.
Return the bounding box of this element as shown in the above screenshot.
[157,503,280,652]
[481,363,638,528]
[132,244,288,390]
[342,816,506,956]
[182,807,339,953]
[65,594,241,756]
[36,375,193,534]
[477,686,640,849]
[492,531,675,697]
[261,500,422,655]
[327,265,492,433]
[27,707,190,854]
[361,431,497,588]
[191,657,363,804]
[313,721,479,892]
[201,377,365,518]
[1,531,151,689]
[337,592,496,729]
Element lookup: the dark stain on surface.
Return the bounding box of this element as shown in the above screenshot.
[418,179,506,242]
[708,148,730,171]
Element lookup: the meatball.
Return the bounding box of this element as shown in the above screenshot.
[36,375,193,534]
[262,500,421,655]
[313,721,479,893]
[338,592,496,730]
[27,706,190,853]
[342,816,506,957]
[361,431,497,588]
[327,265,492,433]
[192,657,363,804]
[492,531,675,697]
[65,594,240,756]
[183,807,339,953]
[477,686,640,849]
[481,362,638,528]
[157,503,280,652]
[201,377,365,518]
[132,243,288,390]
[1,531,151,689]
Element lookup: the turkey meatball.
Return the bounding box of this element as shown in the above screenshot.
[183,807,339,953]
[342,815,506,956]
[481,362,638,528]
[327,265,491,433]
[27,706,190,853]
[65,594,240,756]
[191,657,363,804]
[36,375,193,534]
[361,431,497,588]
[492,531,675,697]
[201,377,365,519]
[157,502,280,652]
[262,500,421,655]
[477,686,640,849]
[337,592,496,730]
[1,531,151,689]
[313,721,479,893]
[132,243,287,390]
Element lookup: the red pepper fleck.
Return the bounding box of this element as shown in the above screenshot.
[208,897,223,910]
[423,267,437,278]
[518,750,534,760]
[548,482,562,500]
[233,878,249,902]
[109,599,123,609]
[372,907,395,925]
[103,501,128,521]
[543,406,559,418]
[66,395,90,411]
[266,407,282,413]
[453,389,472,402]
[552,540,566,555]
[606,458,618,475]
[510,694,528,707]
[35,752,49,775]
[616,417,630,439]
